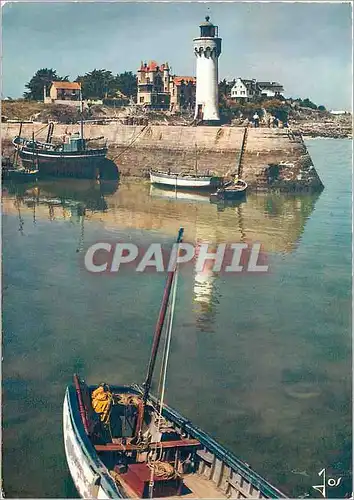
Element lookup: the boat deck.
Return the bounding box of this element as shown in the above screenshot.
[113,472,227,499]
[180,474,226,498]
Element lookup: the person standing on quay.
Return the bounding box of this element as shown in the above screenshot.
[253,112,260,128]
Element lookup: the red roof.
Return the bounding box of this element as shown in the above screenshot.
[51,81,81,90]
[139,60,169,72]
[173,76,196,86]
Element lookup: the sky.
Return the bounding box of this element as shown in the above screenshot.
[2,1,353,110]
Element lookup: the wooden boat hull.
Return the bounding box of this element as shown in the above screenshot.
[18,149,107,178]
[13,137,109,179]
[150,171,220,189]
[212,180,248,201]
[64,383,286,499]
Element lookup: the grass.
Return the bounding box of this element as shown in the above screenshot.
[2,100,46,121]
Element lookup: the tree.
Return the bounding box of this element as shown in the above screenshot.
[219,79,235,111]
[317,105,326,112]
[76,69,118,99]
[115,72,137,98]
[24,68,69,101]
[300,98,318,110]
[263,99,290,123]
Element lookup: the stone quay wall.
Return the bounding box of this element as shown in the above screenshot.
[1,123,324,191]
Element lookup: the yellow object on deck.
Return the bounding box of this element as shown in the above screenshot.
[92,386,113,424]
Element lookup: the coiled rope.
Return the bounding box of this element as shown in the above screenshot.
[147,461,178,480]
[115,393,141,407]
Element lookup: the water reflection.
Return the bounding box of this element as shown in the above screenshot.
[3,179,321,255]
[149,185,210,204]
[3,178,321,338]
[3,179,321,328]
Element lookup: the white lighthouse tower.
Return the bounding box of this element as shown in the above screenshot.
[193,16,222,123]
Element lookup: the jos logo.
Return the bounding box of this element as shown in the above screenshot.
[312,468,342,498]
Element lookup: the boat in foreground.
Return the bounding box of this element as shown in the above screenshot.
[64,380,286,499]
[63,228,286,499]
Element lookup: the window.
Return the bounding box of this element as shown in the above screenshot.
[140,96,144,103]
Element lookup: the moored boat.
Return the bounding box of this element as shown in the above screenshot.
[63,228,287,499]
[149,143,221,190]
[12,132,108,178]
[149,170,220,189]
[211,179,248,201]
[12,94,113,179]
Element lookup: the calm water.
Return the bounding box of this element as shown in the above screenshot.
[2,139,352,498]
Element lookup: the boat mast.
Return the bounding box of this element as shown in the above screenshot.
[79,88,84,144]
[13,122,23,168]
[141,227,184,406]
[195,143,198,177]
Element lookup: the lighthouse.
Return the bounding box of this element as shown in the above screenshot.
[193,16,222,123]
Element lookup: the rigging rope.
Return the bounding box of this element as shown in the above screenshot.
[157,267,179,424]
[33,123,50,139]
[148,258,180,498]
[110,124,149,163]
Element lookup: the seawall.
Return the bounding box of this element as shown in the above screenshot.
[1,123,324,191]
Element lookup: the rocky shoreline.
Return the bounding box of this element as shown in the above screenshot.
[290,114,352,139]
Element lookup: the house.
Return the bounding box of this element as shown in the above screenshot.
[169,76,196,112]
[257,81,284,98]
[137,61,171,110]
[137,60,196,112]
[230,78,260,101]
[230,78,284,101]
[44,81,81,106]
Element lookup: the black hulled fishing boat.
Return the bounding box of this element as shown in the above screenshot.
[12,96,109,179]
[63,228,286,499]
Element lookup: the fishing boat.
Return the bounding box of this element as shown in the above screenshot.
[63,228,287,499]
[211,179,248,201]
[12,96,109,179]
[149,144,221,190]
